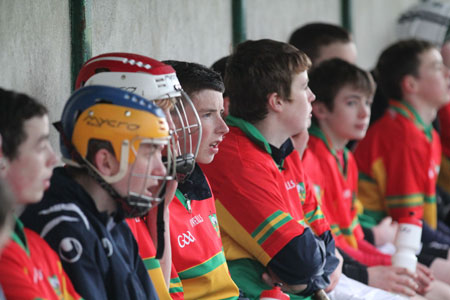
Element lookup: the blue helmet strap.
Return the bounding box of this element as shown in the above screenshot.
[53,121,148,218]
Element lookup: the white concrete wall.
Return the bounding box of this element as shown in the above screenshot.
[353,0,419,70]
[2,0,439,151]
[246,0,340,42]
[91,0,232,67]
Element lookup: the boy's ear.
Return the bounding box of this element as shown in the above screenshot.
[267,92,283,112]
[401,75,418,95]
[312,102,329,120]
[94,149,120,176]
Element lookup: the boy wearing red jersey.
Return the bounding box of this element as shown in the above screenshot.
[200,39,341,300]
[302,58,447,298]
[164,60,239,300]
[0,88,81,300]
[355,40,450,284]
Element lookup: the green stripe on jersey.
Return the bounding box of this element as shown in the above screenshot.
[251,210,284,238]
[178,251,226,279]
[169,286,184,294]
[358,172,375,183]
[361,209,386,226]
[340,217,359,235]
[305,209,325,224]
[257,215,292,245]
[170,276,181,284]
[143,257,160,270]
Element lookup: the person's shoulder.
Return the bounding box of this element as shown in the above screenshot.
[0,237,26,263]
[208,126,274,171]
[23,228,62,263]
[359,109,411,151]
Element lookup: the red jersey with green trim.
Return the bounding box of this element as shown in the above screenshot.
[201,126,329,267]
[438,103,450,194]
[355,101,441,229]
[126,218,183,300]
[304,126,363,249]
[0,219,81,300]
[169,168,239,300]
[304,127,390,267]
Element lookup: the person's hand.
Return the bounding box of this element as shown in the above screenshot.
[324,248,342,293]
[414,263,434,295]
[261,268,307,295]
[372,216,398,246]
[368,265,418,297]
[291,131,309,158]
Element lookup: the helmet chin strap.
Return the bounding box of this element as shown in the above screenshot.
[55,121,151,218]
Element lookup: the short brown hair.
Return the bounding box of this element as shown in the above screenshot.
[289,23,352,65]
[226,39,311,123]
[309,58,375,112]
[375,39,435,101]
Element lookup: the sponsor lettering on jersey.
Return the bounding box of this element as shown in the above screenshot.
[189,214,204,227]
[33,268,44,283]
[285,179,296,191]
[342,189,352,200]
[177,231,196,248]
[429,159,440,179]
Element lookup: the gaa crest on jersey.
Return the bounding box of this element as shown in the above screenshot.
[47,275,62,297]
[313,184,322,205]
[59,237,83,263]
[297,182,306,204]
[209,213,221,238]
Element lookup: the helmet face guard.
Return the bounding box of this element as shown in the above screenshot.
[123,137,171,215]
[60,85,174,217]
[170,89,202,181]
[76,53,202,179]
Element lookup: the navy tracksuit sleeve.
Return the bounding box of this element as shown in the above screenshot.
[268,228,339,295]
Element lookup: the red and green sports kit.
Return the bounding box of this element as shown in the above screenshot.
[304,125,390,267]
[169,166,239,300]
[0,219,82,300]
[438,103,450,194]
[201,116,332,300]
[126,218,183,300]
[355,100,441,229]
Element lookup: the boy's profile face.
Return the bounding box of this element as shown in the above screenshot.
[5,115,58,204]
[282,71,315,137]
[414,48,450,109]
[316,41,357,66]
[112,141,167,204]
[318,85,372,143]
[189,89,229,164]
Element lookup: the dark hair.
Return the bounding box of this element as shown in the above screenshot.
[309,58,375,113]
[0,88,48,160]
[0,179,14,230]
[288,23,352,65]
[211,56,229,97]
[375,39,435,100]
[163,60,224,97]
[225,39,311,123]
[67,138,115,177]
